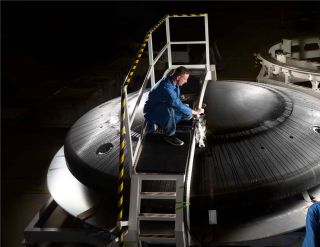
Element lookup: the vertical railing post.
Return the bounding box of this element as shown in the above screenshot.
[204,14,210,73]
[123,86,134,176]
[166,17,172,69]
[148,33,156,87]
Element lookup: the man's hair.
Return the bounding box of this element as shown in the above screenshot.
[170,66,190,80]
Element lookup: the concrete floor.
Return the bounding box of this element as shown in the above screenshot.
[2,2,320,247]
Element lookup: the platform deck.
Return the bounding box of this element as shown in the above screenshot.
[135,130,192,174]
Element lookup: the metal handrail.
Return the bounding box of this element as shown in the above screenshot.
[120,13,210,176]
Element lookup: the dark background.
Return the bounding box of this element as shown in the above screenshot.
[3,1,319,75]
[3,1,320,105]
[1,1,320,247]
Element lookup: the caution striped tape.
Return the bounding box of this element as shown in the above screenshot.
[170,13,205,17]
[118,87,126,247]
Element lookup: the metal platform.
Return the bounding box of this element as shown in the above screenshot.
[136,131,192,174]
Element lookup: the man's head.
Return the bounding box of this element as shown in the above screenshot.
[171,66,190,86]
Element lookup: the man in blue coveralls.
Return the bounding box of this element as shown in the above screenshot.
[143,66,204,146]
[302,201,320,247]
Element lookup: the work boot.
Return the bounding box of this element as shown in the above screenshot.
[163,135,184,146]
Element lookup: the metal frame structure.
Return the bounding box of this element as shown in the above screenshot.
[122,14,215,247]
[257,37,320,90]
[121,14,214,177]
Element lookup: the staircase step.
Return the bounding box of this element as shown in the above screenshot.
[140,192,176,199]
[138,213,176,221]
[139,234,176,243]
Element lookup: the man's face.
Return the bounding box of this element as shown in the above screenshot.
[176,73,189,86]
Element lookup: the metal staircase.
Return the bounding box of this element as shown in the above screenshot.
[126,174,186,247]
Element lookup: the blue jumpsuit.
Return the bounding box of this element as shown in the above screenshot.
[303,202,320,247]
[143,76,192,136]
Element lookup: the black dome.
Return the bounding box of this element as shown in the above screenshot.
[64,81,320,206]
